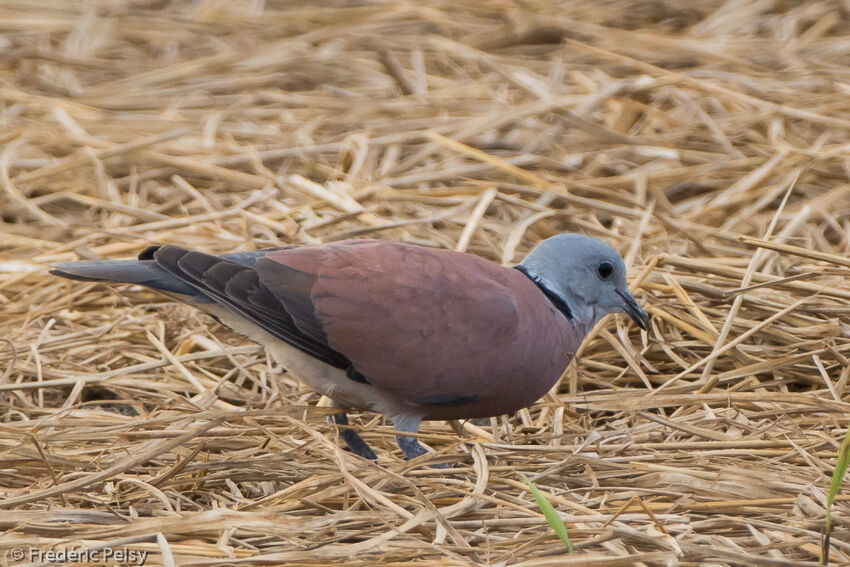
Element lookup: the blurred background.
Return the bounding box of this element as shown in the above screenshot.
[3,1,850,565]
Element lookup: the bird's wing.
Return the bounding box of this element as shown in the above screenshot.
[149,245,353,370]
[258,241,530,404]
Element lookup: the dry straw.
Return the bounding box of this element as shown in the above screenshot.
[2,1,850,565]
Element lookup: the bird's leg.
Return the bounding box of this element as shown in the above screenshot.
[327,406,377,460]
[392,414,429,460]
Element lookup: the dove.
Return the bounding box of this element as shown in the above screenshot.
[51,234,647,461]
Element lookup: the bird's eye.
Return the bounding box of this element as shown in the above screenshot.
[597,261,614,280]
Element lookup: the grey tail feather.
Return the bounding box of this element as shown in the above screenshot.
[49,259,200,297]
[49,246,279,296]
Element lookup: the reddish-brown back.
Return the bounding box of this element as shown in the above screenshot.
[262,241,581,419]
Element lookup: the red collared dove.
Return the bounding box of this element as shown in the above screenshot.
[51,235,647,461]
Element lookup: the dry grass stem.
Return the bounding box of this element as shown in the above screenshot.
[3,1,850,565]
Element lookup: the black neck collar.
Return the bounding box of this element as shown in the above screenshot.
[514,265,573,320]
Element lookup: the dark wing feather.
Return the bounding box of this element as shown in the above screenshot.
[151,245,351,369]
[255,258,329,345]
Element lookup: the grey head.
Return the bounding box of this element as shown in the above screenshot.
[516,233,648,336]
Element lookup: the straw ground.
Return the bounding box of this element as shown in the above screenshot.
[2,1,850,565]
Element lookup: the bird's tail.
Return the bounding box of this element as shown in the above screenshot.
[50,246,276,297]
[50,258,200,296]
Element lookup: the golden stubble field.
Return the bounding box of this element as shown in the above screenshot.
[2,1,850,565]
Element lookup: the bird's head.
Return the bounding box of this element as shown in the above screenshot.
[516,233,648,336]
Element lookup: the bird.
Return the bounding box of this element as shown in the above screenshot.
[50,234,647,462]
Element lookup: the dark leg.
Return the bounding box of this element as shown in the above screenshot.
[396,434,429,460]
[392,414,449,469]
[392,414,427,460]
[328,411,377,460]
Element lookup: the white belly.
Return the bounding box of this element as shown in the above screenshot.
[195,301,416,419]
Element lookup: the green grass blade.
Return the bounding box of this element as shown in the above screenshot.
[822,422,850,565]
[520,472,574,553]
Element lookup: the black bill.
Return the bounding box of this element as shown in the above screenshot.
[616,289,648,331]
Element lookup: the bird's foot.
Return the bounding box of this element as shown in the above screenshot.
[390,414,448,467]
[396,434,428,459]
[329,412,377,460]
[395,434,449,468]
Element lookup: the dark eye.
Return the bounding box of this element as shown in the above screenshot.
[597,261,614,280]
